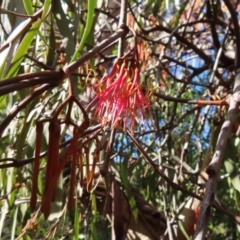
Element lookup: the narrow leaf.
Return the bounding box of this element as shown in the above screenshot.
[23,0,34,15]
[70,0,96,62]
[5,19,43,78]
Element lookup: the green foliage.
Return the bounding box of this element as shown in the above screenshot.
[70,0,96,62]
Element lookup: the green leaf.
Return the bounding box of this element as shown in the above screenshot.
[91,193,97,222]
[178,219,191,240]
[0,199,8,237]
[42,0,52,19]
[52,1,75,61]
[46,17,56,66]
[173,0,189,28]
[48,174,64,221]
[0,17,32,78]
[235,137,240,147]
[23,0,34,15]
[5,19,43,78]
[91,193,97,239]
[224,158,240,193]
[11,205,18,240]
[74,198,80,240]
[120,157,138,221]
[16,96,36,159]
[70,0,96,62]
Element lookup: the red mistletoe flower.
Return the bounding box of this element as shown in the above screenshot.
[92,58,150,130]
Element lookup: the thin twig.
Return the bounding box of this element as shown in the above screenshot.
[153,92,228,106]
[118,0,128,57]
[223,0,240,67]
[0,84,52,136]
[0,71,62,88]
[127,129,240,225]
[0,124,102,169]
[67,25,128,73]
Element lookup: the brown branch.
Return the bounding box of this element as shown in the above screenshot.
[153,92,228,106]
[67,25,129,73]
[127,130,202,201]
[0,25,128,138]
[142,25,212,64]
[0,8,43,53]
[126,130,240,227]
[118,0,128,57]
[0,75,61,96]
[0,71,62,88]
[194,73,240,239]
[0,124,102,169]
[0,84,52,137]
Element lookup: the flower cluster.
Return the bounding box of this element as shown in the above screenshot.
[92,58,150,130]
